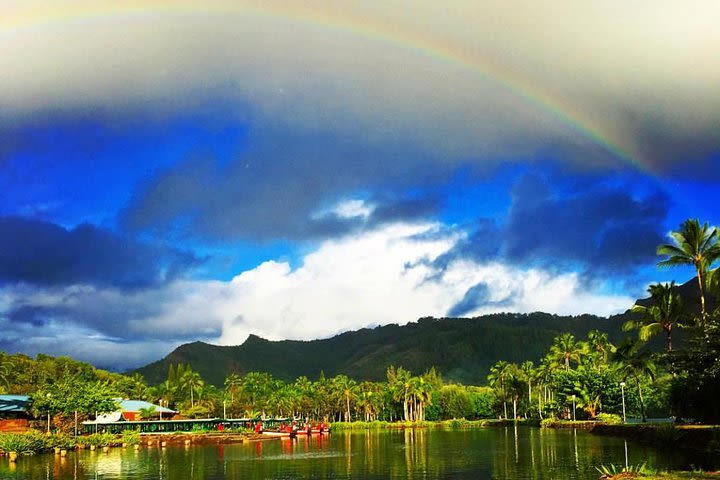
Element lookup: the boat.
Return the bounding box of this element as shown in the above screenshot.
[299,423,331,435]
[262,430,297,438]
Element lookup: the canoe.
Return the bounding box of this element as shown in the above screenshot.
[262,430,297,438]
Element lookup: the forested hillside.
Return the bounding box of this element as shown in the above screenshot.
[135,312,629,386]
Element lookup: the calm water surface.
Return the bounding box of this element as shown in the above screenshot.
[0,428,713,480]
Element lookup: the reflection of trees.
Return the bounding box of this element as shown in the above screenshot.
[0,428,695,479]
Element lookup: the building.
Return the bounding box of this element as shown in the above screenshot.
[0,395,31,432]
[115,399,176,421]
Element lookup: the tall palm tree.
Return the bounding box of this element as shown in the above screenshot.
[331,375,357,422]
[224,373,242,404]
[506,363,526,420]
[520,361,534,415]
[613,340,656,422]
[627,282,685,352]
[387,366,412,421]
[657,219,720,319]
[181,370,204,408]
[549,333,586,371]
[487,361,510,419]
[586,330,615,368]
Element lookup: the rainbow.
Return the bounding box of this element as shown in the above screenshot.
[0,1,642,169]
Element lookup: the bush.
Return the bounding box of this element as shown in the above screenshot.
[84,432,117,447]
[47,433,76,449]
[595,413,622,424]
[540,417,557,428]
[0,430,48,455]
[121,430,141,445]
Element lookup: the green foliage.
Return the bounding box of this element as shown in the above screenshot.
[540,418,556,428]
[30,377,118,417]
[121,430,141,445]
[0,430,48,455]
[138,406,157,420]
[183,404,211,419]
[83,432,116,447]
[595,462,654,476]
[595,413,622,424]
[47,433,76,449]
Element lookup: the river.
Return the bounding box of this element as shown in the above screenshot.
[0,427,713,479]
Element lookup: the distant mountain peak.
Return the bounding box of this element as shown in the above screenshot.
[134,312,630,386]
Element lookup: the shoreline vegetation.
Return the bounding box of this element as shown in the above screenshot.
[0,218,719,479]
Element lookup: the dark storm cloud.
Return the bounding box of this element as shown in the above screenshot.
[0,216,201,288]
[368,195,442,225]
[438,173,669,278]
[447,282,513,317]
[1,280,223,354]
[122,132,456,242]
[503,174,668,273]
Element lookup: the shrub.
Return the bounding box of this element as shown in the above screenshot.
[84,432,117,447]
[121,430,141,445]
[0,430,48,455]
[540,417,557,428]
[47,433,76,450]
[595,413,622,425]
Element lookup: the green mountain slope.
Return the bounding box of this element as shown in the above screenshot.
[134,312,630,386]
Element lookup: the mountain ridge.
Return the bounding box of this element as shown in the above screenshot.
[134,311,632,386]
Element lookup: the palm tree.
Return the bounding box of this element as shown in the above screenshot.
[586,330,615,368]
[613,340,656,422]
[138,406,157,420]
[331,375,357,422]
[549,333,586,371]
[657,219,720,319]
[520,361,534,416]
[487,361,510,419]
[224,373,242,404]
[506,364,526,420]
[181,370,204,408]
[627,282,685,352]
[387,366,412,421]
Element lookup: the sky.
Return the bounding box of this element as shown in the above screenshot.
[1,0,719,370]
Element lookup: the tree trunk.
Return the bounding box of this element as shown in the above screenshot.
[637,378,646,422]
[503,401,508,420]
[512,399,517,420]
[697,268,706,320]
[346,394,350,422]
[538,392,543,419]
[666,325,673,352]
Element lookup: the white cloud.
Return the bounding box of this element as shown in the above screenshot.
[212,222,633,344]
[0,221,634,368]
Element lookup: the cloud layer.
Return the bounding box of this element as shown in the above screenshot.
[0,220,634,369]
[2,0,719,176]
[0,216,200,288]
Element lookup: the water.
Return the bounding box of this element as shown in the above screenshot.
[0,428,713,479]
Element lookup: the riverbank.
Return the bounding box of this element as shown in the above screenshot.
[590,424,720,455]
[602,472,720,479]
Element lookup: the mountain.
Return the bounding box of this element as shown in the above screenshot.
[134,312,631,386]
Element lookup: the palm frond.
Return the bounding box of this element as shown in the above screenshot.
[656,243,690,258]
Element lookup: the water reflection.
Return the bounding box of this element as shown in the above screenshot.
[0,428,714,480]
